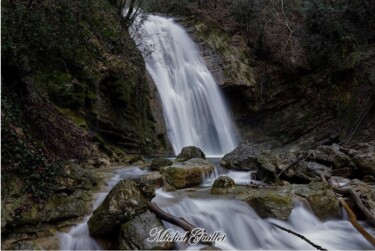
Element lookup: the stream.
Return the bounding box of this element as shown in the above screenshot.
[58,160,375,250]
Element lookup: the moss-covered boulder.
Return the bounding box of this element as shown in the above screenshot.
[282,182,340,219]
[211,176,236,195]
[236,181,339,220]
[87,179,154,237]
[176,146,206,162]
[150,158,173,171]
[161,158,214,189]
[119,210,175,250]
[128,155,145,165]
[236,189,294,220]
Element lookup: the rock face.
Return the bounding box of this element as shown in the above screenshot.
[161,158,214,189]
[176,146,206,162]
[220,142,264,170]
[119,210,174,250]
[151,158,173,171]
[352,141,375,177]
[88,180,154,237]
[211,176,236,195]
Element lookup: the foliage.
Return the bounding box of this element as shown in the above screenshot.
[1,93,62,202]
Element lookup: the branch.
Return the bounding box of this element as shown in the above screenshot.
[338,198,375,248]
[271,223,327,250]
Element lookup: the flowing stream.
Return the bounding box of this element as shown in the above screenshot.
[59,163,374,250]
[131,14,238,156]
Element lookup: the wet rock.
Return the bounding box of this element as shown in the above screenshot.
[151,158,173,171]
[88,179,154,237]
[176,146,206,162]
[363,175,375,183]
[307,144,351,169]
[14,240,42,250]
[161,158,214,189]
[119,210,174,250]
[129,155,145,165]
[221,142,264,170]
[282,182,339,219]
[236,188,294,220]
[236,182,339,220]
[351,141,375,177]
[211,176,236,195]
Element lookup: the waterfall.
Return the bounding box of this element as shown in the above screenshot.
[131,15,238,156]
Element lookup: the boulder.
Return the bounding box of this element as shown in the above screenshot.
[176,146,206,162]
[129,155,145,165]
[236,182,339,220]
[351,141,375,177]
[282,182,339,219]
[87,179,154,237]
[150,158,173,171]
[307,144,351,169]
[211,176,236,195]
[236,188,294,220]
[161,158,214,190]
[221,142,264,170]
[119,210,174,250]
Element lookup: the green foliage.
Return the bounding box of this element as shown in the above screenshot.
[1,94,62,202]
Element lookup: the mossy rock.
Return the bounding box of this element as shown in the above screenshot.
[161,158,214,189]
[211,176,236,195]
[150,158,173,171]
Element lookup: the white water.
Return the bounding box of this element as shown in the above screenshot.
[58,164,375,250]
[132,15,238,156]
[154,191,375,250]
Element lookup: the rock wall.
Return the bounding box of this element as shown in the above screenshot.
[182,18,375,150]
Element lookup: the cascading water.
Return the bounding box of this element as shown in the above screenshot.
[131,15,238,156]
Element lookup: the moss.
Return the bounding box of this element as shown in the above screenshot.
[58,108,88,129]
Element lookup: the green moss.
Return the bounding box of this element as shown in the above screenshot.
[58,108,88,129]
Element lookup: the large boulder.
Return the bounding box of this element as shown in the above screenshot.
[282,182,340,219]
[211,176,236,195]
[88,179,154,237]
[220,142,264,170]
[176,146,206,162]
[161,158,214,190]
[236,182,339,220]
[351,141,375,177]
[150,158,173,171]
[119,210,174,250]
[236,188,294,220]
